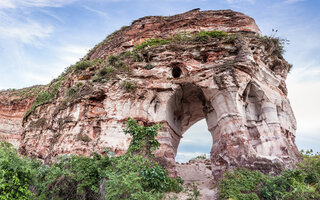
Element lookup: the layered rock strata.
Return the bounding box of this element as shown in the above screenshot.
[1,9,301,178]
[0,90,35,147]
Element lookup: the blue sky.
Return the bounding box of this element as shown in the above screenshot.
[0,0,319,162]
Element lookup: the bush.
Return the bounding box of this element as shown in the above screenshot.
[74,60,94,71]
[142,164,183,193]
[260,36,289,58]
[35,154,111,200]
[219,168,264,200]
[107,54,118,66]
[66,82,84,98]
[24,81,61,119]
[124,118,161,156]
[98,66,115,76]
[120,79,136,93]
[105,155,161,200]
[219,151,320,200]
[0,141,35,199]
[0,119,183,200]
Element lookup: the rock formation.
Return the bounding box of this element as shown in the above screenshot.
[0,88,36,147]
[0,9,301,178]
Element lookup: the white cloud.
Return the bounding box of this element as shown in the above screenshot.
[0,0,77,9]
[0,0,15,9]
[176,152,209,163]
[39,9,65,23]
[180,119,212,145]
[83,6,109,18]
[287,69,320,135]
[284,0,305,4]
[54,45,89,65]
[226,0,254,4]
[0,18,52,45]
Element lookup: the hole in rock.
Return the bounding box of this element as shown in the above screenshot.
[175,119,212,163]
[172,66,182,78]
[166,83,217,178]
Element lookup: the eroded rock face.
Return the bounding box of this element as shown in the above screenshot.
[1,9,301,178]
[0,91,35,147]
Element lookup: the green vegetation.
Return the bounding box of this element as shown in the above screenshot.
[134,30,229,51]
[144,64,154,70]
[98,66,115,76]
[66,82,84,99]
[107,54,118,66]
[74,60,95,72]
[192,30,228,42]
[260,36,289,58]
[1,85,43,99]
[185,183,201,200]
[0,142,35,199]
[135,38,171,51]
[120,79,136,93]
[0,118,183,200]
[24,81,61,120]
[92,53,132,83]
[288,63,293,73]
[219,150,320,200]
[124,118,161,157]
[55,30,230,86]
[190,154,207,160]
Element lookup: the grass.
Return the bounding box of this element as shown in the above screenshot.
[23,81,62,120]
[134,30,229,51]
[74,60,94,71]
[192,30,228,42]
[0,85,43,99]
[135,38,171,51]
[260,36,289,58]
[120,79,136,93]
[24,91,57,120]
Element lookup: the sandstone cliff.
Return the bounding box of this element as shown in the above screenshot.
[0,9,301,178]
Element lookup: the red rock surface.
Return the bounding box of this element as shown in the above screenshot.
[0,92,34,147]
[87,9,261,60]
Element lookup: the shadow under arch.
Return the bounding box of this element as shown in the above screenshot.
[165,83,218,165]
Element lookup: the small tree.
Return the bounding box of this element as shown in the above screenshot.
[124,118,161,157]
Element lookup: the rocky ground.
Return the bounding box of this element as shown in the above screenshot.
[166,158,219,200]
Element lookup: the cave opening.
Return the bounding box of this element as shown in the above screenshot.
[172,66,182,78]
[166,83,217,165]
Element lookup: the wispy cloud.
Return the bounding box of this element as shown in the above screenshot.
[39,9,65,23]
[55,45,89,64]
[0,0,77,9]
[284,0,305,4]
[226,0,255,4]
[0,0,15,9]
[0,17,52,45]
[83,6,109,18]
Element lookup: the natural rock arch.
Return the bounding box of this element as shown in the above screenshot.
[0,9,301,179]
[165,83,215,159]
